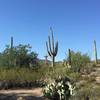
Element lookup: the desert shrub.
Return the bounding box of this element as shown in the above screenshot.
[0,44,39,68]
[67,51,90,73]
[71,86,100,100]
[81,63,96,75]
[68,72,81,82]
[42,64,81,83]
[0,67,46,89]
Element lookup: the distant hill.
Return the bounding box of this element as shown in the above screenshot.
[38,59,51,64]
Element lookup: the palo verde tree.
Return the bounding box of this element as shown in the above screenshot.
[15,44,38,68]
[46,27,58,67]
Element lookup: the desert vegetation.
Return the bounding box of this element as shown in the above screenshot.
[0,29,100,100]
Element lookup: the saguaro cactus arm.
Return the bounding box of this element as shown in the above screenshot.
[51,29,54,53]
[54,41,58,56]
[46,41,52,57]
[48,36,52,55]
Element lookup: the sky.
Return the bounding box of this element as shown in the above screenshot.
[0,0,100,61]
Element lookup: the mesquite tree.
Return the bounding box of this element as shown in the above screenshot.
[46,27,58,67]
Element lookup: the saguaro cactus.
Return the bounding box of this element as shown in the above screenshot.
[11,36,13,49]
[46,27,58,67]
[9,36,14,67]
[68,49,71,66]
[94,40,98,64]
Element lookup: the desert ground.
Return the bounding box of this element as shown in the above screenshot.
[0,88,44,100]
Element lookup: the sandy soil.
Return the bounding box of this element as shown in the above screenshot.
[0,88,44,100]
[0,88,43,96]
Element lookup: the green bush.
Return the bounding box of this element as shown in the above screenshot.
[67,51,90,72]
[0,44,39,68]
[0,67,46,89]
[71,86,100,100]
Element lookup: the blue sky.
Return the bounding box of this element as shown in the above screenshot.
[0,0,100,61]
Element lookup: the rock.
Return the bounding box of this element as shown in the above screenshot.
[90,72,97,76]
[95,77,100,84]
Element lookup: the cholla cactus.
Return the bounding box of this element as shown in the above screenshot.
[46,27,58,67]
[43,77,75,100]
[94,40,97,64]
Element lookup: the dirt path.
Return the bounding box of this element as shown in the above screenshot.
[0,88,44,100]
[0,88,43,96]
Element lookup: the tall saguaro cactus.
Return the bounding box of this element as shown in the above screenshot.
[46,27,58,67]
[11,36,13,50]
[94,40,98,64]
[68,49,71,66]
[9,36,14,67]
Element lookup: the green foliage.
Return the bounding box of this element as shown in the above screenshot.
[0,67,43,81]
[0,67,46,89]
[67,51,90,72]
[41,64,81,83]
[15,44,38,68]
[0,63,80,86]
[71,85,100,100]
[0,44,38,68]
